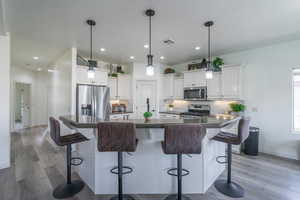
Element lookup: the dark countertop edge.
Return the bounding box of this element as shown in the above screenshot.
[159,111,182,115]
[110,112,134,115]
[59,116,238,129]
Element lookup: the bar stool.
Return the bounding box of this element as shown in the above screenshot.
[162,124,206,200]
[213,117,250,198]
[49,117,88,199]
[97,122,138,200]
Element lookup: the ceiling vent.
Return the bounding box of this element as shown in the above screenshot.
[163,39,175,45]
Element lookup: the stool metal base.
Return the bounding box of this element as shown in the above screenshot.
[53,180,85,199]
[110,194,136,200]
[214,179,244,198]
[164,194,191,200]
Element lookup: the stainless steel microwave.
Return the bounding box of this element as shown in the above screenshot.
[184,87,207,100]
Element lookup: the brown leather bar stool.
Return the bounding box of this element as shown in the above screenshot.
[213,117,250,198]
[49,117,88,199]
[162,124,206,200]
[97,122,138,200]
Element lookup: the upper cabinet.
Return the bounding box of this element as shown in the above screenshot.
[183,71,206,87]
[174,78,184,99]
[221,65,242,99]
[160,74,174,99]
[76,66,108,85]
[108,75,132,100]
[207,72,222,99]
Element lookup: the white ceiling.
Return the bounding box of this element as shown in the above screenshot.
[3,0,300,69]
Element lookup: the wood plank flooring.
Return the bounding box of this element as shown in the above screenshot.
[1,126,300,200]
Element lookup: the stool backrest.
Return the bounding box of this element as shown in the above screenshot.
[238,117,251,143]
[49,117,62,146]
[97,122,137,152]
[163,124,206,154]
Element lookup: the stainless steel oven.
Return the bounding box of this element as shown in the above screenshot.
[184,87,207,100]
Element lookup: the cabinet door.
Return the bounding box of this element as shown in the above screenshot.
[108,78,117,99]
[174,79,184,99]
[184,72,194,87]
[207,72,222,99]
[184,71,206,87]
[118,75,131,99]
[160,75,174,99]
[222,66,241,99]
[76,68,90,84]
[94,71,108,85]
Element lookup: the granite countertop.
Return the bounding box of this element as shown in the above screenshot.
[110,111,134,115]
[60,115,238,129]
[159,111,182,115]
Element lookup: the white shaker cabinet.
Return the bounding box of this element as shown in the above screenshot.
[118,75,132,99]
[108,77,117,99]
[207,72,222,99]
[221,65,242,99]
[183,71,206,87]
[108,75,132,100]
[174,78,184,99]
[160,74,174,99]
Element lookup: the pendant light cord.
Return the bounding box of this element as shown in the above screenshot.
[90,24,93,59]
[208,25,211,65]
[149,15,152,55]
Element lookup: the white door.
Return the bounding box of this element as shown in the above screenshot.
[222,66,241,99]
[14,82,31,129]
[174,79,184,99]
[136,80,157,119]
[160,75,174,99]
[118,75,132,99]
[207,72,222,99]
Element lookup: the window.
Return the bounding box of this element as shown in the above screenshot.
[293,69,300,132]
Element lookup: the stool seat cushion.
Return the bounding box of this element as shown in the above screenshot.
[212,132,240,145]
[60,132,89,146]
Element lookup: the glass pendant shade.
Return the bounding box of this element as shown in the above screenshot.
[146,65,154,76]
[205,70,213,79]
[87,68,95,79]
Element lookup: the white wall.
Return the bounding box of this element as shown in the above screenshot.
[0,33,11,169]
[172,39,300,160]
[48,49,74,118]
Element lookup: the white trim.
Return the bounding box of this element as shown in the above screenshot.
[291,67,300,134]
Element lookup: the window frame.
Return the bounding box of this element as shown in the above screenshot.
[292,68,300,134]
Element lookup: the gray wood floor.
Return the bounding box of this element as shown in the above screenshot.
[1,126,300,200]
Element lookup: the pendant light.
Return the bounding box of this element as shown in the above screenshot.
[204,21,214,79]
[145,9,155,76]
[87,19,97,79]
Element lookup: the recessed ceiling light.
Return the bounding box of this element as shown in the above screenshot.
[37,68,42,71]
[100,48,106,52]
[33,56,39,60]
[144,44,149,49]
[130,56,135,59]
[160,56,165,60]
[195,46,201,50]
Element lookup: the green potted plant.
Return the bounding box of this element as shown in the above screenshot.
[229,103,246,116]
[143,112,153,121]
[168,104,174,111]
[212,57,224,72]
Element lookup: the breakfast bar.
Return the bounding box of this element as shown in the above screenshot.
[59,115,237,195]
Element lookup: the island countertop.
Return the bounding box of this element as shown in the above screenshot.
[59,115,238,129]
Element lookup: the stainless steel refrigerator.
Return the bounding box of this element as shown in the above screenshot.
[76,84,111,120]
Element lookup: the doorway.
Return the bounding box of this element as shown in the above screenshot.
[136,80,157,119]
[14,82,31,129]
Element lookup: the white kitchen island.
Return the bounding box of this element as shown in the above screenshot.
[60,116,236,195]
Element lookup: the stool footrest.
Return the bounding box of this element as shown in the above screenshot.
[71,157,83,166]
[216,156,227,164]
[110,166,133,175]
[167,168,190,177]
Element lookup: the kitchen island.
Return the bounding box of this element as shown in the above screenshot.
[60,115,237,195]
